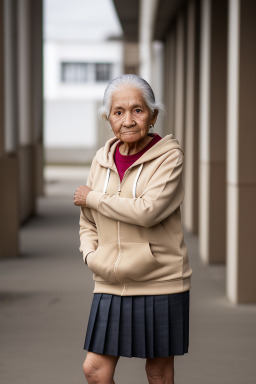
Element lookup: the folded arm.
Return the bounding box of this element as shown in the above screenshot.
[86,149,184,228]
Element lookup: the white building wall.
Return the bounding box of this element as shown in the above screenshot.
[43,40,123,155]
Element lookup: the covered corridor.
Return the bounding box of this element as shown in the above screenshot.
[1,0,256,382]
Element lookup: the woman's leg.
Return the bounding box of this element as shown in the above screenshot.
[83,351,120,384]
[145,356,175,384]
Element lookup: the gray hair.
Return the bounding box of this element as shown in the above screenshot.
[98,74,165,119]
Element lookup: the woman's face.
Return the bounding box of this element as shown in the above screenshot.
[108,86,158,144]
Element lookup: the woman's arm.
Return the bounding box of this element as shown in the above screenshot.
[86,149,184,228]
[79,207,98,263]
[78,157,98,263]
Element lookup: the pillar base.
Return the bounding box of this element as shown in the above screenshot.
[0,154,19,258]
[18,144,36,224]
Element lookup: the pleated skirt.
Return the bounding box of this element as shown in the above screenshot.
[83,290,190,359]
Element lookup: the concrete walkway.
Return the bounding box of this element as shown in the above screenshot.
[0,165,256,384]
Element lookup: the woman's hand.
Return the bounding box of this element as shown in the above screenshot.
[74,185,92,207]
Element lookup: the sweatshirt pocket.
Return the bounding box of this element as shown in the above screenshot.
[87,243,120,284]
[116,242,162,283]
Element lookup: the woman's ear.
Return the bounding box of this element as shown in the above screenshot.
[152,109,159,125]
[102,114,108,121]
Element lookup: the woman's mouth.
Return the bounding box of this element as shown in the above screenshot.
[122,131,138,135]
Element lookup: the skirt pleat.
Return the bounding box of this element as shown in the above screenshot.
[87,293,112,354]
[168,293,185,355]
[154,295,170,356]
[102,294,121,356]
[84,290,190,359]
[84,293,102,351]
[119,296,133,357]
[144,296,154,358]
[132,296,146,357]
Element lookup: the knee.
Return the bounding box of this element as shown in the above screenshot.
[145,366,165,384]
[83,359,103,384]
[83,357,114,384]
[145,359,174,384]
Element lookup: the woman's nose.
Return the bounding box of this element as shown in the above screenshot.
[123,112,135,126]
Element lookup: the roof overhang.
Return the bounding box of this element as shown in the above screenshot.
[112,0,140,42]
[112,0,186,42]
[153,0,186,41]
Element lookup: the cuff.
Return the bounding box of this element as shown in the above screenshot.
[86,190,104,211]
[83,250,95,264]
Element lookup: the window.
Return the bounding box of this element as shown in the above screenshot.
[95,63,112,82]
[61,62,88,83]
[61,62,112,83]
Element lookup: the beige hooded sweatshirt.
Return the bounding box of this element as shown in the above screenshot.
[79,133,193,296]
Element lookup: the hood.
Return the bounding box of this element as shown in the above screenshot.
[95,134,184,171]
[95,133,184,198]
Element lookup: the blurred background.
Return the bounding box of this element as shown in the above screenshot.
[0,0,256,383]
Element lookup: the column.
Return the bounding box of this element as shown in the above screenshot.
[199,0,228,264]
[163,29,176,136]
[227,0,256,303]
[0,0,4,156]
[151,41,164,137]
[183,0,200,233]
[139,0,158,83]
[31,0,44,197]
[174,11,186,148]
[0,0,19,258]
[123,41,139,75]
[17,0,36,222]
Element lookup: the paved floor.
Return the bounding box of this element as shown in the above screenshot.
[0,165,256,384]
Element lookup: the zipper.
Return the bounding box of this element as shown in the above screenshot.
[109,165,140,296]
[114,220,127,296]
[112,168,131,296]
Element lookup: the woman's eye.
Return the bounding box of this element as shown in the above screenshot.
[135,109,142,113]
[115,111,122,115]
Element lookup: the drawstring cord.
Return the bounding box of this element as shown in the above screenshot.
[103,168,110,193]
[102,164,144,198]
[132,164,143,198]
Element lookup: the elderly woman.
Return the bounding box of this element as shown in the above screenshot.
[74,74,193,384]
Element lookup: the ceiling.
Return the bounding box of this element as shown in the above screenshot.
[153,0,186,40]
[112,0,185,42]
[112,0,140,42]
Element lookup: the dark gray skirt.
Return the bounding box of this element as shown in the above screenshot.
[83,290,190,359]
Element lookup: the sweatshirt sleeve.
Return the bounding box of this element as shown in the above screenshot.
[86,149,184,228]
[78,157,98,263]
